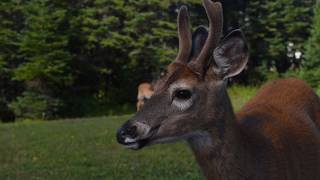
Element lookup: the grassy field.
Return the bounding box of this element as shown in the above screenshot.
[0,86,258,180]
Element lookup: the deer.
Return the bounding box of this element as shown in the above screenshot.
[136,82,154,111]
[116,0,320,179]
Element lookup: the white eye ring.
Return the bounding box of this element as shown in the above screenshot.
[168,81,194,111]
[172,98,193,111]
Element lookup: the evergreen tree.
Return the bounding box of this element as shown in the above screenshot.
[11,0,72,118]
[302,2,320,88]
[0,0,317,119]
[15,0,73,93]
[244,0,314,81]
[0,0,24,101]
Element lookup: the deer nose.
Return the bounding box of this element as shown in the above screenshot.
[116,124,138,144]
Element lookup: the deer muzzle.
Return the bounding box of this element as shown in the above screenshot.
[116,121,160,150]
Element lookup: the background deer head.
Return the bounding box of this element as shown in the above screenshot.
[136,82,154,111]
[117,0,249,150]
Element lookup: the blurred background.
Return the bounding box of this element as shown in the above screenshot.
[1,0,320,179]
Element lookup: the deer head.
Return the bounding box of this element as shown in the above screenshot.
[117,0,249,150]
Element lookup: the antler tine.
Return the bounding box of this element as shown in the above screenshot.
[190,0,223,74]
[174,6,192,64]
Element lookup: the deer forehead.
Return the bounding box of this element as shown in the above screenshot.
[154,63,200,93]
[169,80,195,94]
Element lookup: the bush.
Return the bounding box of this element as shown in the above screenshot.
[299,70,320,89]
[9,91,62,120]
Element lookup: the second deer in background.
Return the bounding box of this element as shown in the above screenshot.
[136,83,154,111]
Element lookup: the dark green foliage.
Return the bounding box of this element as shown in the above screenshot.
[243,0,315,83]
[0,0,24,101]
[301,3,320,88]
[15,0,73,90]
[0,0,318,119]
[9,91,62,119]
[0,99,15,123]
[0,0,206,119]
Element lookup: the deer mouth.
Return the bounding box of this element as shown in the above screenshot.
[123,125,161,150]
[123,139,149,150]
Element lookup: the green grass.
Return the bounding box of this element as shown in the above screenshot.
[0,86,258,180]
[228,85,258,110]
[0,116,200,180]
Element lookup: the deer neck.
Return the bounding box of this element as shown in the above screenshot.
[187,85,250,180]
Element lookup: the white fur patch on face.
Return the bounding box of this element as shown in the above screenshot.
[135,121,151,138]
[172,99,193,111]
[169,81,194,111]
[124,142,139,149]
[123,122,151,144]
[124,137,136,143]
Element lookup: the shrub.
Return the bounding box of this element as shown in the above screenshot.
[9,91,62,120]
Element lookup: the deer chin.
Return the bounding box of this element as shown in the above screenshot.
[123,139,150,150]
[125,135,183,150]
[125,132,194,150]
[123,124,193,150]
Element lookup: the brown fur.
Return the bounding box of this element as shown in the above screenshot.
[117,1,320,179]
[190,78,320,180]
[153,63,200,93]
[238,78,320,130]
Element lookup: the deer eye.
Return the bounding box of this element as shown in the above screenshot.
[174,89,192,100]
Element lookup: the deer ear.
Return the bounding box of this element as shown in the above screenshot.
[190,26,208,60]
[212,29,249,79]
